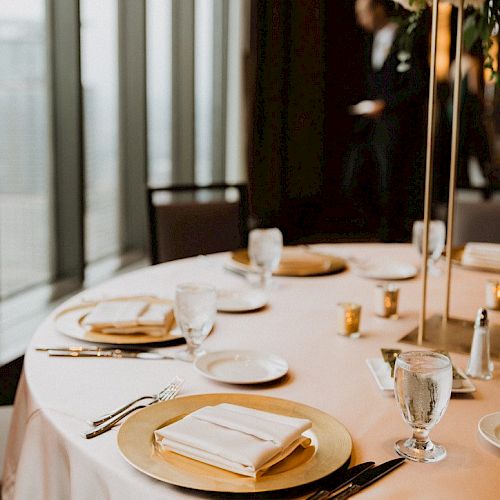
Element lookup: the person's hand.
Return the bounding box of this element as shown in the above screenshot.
[364,99,385,118]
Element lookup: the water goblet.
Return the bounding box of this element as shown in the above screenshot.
[174,283,217,362]
[394,351,452,463]
[412,220,446,276]
[248,228,283,288]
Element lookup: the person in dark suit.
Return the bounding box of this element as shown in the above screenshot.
[344,0,428,242]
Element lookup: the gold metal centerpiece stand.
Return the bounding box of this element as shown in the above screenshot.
[399,0,500,359]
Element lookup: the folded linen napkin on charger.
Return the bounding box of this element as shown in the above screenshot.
[154,403,312,477]
[462,243,500,270]
[83,300,174,336]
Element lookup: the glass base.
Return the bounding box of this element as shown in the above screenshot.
[395,437,447,463]
[175,347,206,362]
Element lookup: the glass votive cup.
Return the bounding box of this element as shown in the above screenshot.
[337,303,361,338]
[485,280,500,310]
[374,283,400,319]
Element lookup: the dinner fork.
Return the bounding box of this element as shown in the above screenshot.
[84,377,183,439]
[89,376,184,427]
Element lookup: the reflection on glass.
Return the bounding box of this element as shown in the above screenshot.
[81,0,119,263]
[0,0,51,298]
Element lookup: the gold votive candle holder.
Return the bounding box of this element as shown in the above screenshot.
[337,302,361,338]
[374,283,399,319]
[485,280,500,310]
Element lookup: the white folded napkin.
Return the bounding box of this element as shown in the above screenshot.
[83,300,173,335]
[463,243,500,269]
[154,403,312,477]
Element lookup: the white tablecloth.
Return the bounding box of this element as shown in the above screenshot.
[2,244,500,499]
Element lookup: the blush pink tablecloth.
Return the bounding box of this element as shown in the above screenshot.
[2,244,500,500]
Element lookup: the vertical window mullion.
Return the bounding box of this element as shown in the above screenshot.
[118,0,148,255]
[50,0,85,294]
[171,0,195,184]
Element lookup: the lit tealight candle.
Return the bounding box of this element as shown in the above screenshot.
[374,283,400,319]
[337,303,361,338]
[485,280,500,310]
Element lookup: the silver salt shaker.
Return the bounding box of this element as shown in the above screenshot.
[466,308,493,380]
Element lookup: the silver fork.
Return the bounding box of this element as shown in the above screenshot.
[83,377,183,439]
[88,376,183,427]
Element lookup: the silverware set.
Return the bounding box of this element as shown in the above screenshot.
[36,345,186,361]
[306,458,405,500]
[83,376,184,439]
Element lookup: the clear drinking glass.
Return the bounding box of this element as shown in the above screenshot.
[394,351,452,463]
[412,220,446,276]
[248,228,283,288]
[174,283,217,361]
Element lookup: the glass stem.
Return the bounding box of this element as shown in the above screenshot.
[259,270,271,289]
[412,427,431,450]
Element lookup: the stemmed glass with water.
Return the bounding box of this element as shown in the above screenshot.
[248,228,283,288]
[174,283,217,362]
[394,351,452,463]
[412,220,446,276]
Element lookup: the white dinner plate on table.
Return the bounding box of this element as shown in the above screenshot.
[366,358,476,394]
[478,412,500,448]
[354,262,418,280]
[195,350,288,384]
[216,288,268,313]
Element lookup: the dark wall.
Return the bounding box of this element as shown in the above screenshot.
[248,0,364,243]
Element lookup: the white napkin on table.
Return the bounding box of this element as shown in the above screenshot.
[83,300,174,336]
[154,403,312,477]
[463,243,500,269]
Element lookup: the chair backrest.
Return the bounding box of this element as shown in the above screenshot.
[147,183,248,264]
[452,199,500,247]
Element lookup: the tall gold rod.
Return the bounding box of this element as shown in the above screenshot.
[443,0,464,327]
[418,0,440,346]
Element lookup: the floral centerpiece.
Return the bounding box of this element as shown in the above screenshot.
[393,0,500,82]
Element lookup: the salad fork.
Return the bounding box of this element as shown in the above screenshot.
[84,377,183,439]
[89,376,183,427]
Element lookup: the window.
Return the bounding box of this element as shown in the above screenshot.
[0,0,51,299]
[80,0,120,263]
[146,0,173,188]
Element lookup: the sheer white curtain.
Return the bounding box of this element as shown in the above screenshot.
[147,0,250,187]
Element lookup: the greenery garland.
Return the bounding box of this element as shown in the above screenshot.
[393,0,500,82]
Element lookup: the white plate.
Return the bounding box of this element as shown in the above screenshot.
[354,262,418,280]
[478,412,500,448]
[216,288,268,313]
[194,350,288,384]
[366,358,476,394]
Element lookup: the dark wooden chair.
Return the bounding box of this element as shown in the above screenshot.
[147,183,249,264]
[452,198,500,246]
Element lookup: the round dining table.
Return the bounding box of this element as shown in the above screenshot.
[2,243,500,500]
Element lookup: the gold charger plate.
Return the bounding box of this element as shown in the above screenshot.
[450,247,500,273]
[53,296,180,345]
[117,393,352,494]
[231,247,346,277]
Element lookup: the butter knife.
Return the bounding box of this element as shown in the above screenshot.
[47,350,182,360]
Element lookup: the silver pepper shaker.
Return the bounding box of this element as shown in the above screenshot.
[466,308,493,380]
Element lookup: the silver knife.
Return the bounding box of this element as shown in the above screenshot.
[36,345,151,353]
[47,349,182,360]
[329,458,405,499]
[306,462,375,500]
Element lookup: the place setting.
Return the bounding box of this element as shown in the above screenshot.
[225,228,347,282]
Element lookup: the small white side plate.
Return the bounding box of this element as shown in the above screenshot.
[194,350,288,384]
[355,262,417,280]
[216,288,268,313]
[478,412,500,448]
[366,358,476,394]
